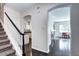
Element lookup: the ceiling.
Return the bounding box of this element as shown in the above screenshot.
[6,3,35,13]
[50,6,70,21]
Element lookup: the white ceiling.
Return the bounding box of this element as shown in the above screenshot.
[6,3,35,13]
[50,6,70,21]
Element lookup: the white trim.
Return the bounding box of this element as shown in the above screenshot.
[32,47,49,53]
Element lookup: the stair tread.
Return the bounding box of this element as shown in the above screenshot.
[0,49,15,56]
[0,44,11,50]
[0,35,7,37]
[0,39,9,43]
[0,30,5,32]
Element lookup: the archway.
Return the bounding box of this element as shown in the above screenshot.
[48,6,71,56]
[23,15,32,56]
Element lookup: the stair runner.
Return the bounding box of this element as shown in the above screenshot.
[0,23,16,56]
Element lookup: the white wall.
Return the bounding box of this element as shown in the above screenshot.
[22,3,58,53]
[4,3,60,54]
[4,6,22,56]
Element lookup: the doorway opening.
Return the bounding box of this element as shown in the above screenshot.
[48,6,71,56]
[23,15,32,56]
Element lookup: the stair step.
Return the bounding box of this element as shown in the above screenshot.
[0,25,2,28]
[0,27,3,29]
[0,30,5,33]
[0,35,7,40]
[8,53,16,56]
[0,33,6,36]
[0,31,6,35]
[0,44,12,53]
[0,49,15,56]
[0,23,16,56]
[0,39,10,46]
[0,28,4,31]
[0,34,7,37]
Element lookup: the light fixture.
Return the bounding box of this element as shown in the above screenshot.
[36,6,40,13]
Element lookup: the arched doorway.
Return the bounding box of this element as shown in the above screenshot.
[48,5,71,56]
[23,15,32,56]
[24,15,31,31]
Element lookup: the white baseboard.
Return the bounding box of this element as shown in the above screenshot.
[32,47,49,53]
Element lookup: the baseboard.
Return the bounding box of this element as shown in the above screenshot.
[32,46,49,53]
[32,48,48,56]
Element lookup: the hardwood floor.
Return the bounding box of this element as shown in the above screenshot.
[24,44,48,56]
[32,49,48,56]
[24,37,48,56]
[24,37,32,56]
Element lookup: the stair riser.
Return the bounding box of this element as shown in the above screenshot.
[0,36,7,40]
[0,26,2,28]
[0,32,6,35]
[0,27,3,28]
[7,52,15,56]
[0,31,5,33]
[0,40,10,46]
[0,45,12,53]
[0,29,4,31]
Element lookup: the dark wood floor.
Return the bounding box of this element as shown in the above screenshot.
[32,49,48,56]
[24,37,48,56]
[24,44,48,56]
[24,43,32,56]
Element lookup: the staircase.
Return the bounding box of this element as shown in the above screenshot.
[0,22,16,56]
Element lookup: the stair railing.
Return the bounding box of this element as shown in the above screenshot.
[5,12,25,56]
